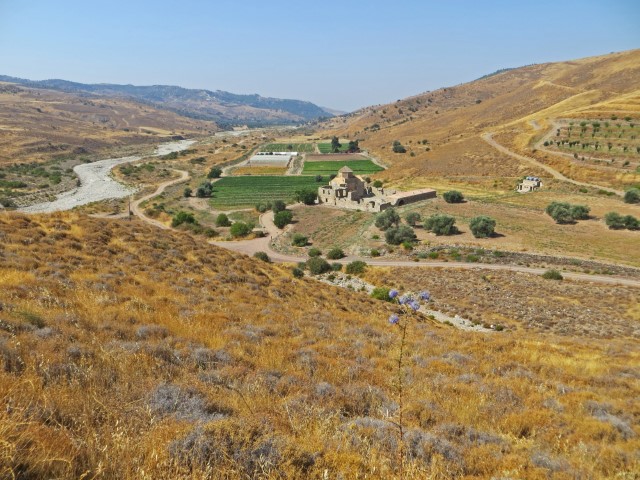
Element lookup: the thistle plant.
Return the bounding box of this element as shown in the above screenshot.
[387,289,431,478]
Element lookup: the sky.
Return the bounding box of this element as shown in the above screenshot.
[0,0,638,111]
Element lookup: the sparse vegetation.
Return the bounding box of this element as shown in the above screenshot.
[542,269,564,280]
[253,251,271,262]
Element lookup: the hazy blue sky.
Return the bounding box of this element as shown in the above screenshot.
[0,0,638,111]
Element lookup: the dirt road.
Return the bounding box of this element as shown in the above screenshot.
[130,170,190,230]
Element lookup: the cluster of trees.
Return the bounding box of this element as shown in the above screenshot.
[604,212,639,230]
[184,181,214,198]
[392,140,406,153]
[545,202,590,224]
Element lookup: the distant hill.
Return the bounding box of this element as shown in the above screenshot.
[0,75,336,127]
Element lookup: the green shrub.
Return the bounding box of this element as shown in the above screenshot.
[253,251,270,263]
[542,269,563,280]
[428,251,439,259]
[272,200,286,213]
[469,215,496,238]
[372,180,383,188]
[604,211,625,229]
[424,214,457,235]
[370,249,381,257]
[306,257,331,275]
[443,190,464,203]
[215,213,231,227]
[172,211,197,228]
[292,267,304,278]
[331,262,343,271]
[292,234,308,247]
[385,225,417,245]
[308,248,322,257]
[326,247,345,259]
[392,140,406,153]
[295,189,318,205]
[345,260,367,275]
[230,222,252,237]
[401,241,413,250]
[375,208,400,231]
[545,202,575,224]
[624,188,640,204]
[207,167,222,179]
[273,210,293,229]
[255,202,272,213]
[370,287,392,302]
[569,204,590,220]
[623,215,639,230]
[183,187,192,197]
[405,212,421,226]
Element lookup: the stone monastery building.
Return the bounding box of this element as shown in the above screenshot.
[318,166,436,212]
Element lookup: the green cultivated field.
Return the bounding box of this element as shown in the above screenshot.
[262,143,315,153]
[318,143,352,153]
[210,176,321,208]
[302,160,384,176]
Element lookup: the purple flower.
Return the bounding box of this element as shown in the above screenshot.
[409,300,420,311]
[418,291,431,301]
[388,314,399,325]
[389,289,399,299]
[398,295,410,305]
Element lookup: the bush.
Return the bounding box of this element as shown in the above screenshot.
[207,167,222,179]
[370,249,380,257]
[331,262,343,271]
[370,287,392,302]
[255,202,272,213]
[375,208,400,230]
[292,267,304,278]
[308,248,322,257]
[405,212,421,226]
[604,211,625,229]
[215,213,231,227]
[306,257,331,275]
[253,251,270,263]
[172,211,197,227]
[623,215,639,230]
[542,269,563,280]
[183,187,192,197]
[326,247,345,259]
[291,234,308,247]
[345,260,367,275]
[272,200,286,213]
[569,204,590,220]
[273,210,293,229]
[624,188,640,204]
[230,222,252,237]
[469,215,496,238]
[392,140,406,153]
[424,214,457,235]
[443,190,464,203]
[546,202,575,224]
[385,225,417,245]
[372,180,383,188]
[295,189,317,205]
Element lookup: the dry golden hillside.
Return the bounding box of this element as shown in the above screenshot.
[0,213,638,478]
[0,83,217,165]
[319,49,640,189]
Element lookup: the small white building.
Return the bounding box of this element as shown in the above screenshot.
[517,176,542,193]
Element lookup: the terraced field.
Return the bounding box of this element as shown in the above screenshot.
[262,143,315,152]
[302,159,384,176]
[210,175,320,208]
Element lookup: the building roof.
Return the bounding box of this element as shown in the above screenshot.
[338,166,353,174]
[385,188,437,200]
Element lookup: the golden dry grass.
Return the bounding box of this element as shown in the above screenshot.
[0,212,638,478]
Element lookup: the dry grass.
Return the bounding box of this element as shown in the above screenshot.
[0,212,638,478]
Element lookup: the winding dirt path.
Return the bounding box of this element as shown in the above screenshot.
[130,170,190,230]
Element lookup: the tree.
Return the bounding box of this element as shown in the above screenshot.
[404,212,421,226]
[372,180,383,188]
[196,182,212,198]
[273,210,293,229]
[215,213,231,227]
[326,247,345,259]
[295,189,318,205]
[546,202,575,224]
[469,216,496,238]
[331,136,341,153]
[623,215,639,230]
[292,234,308,247]
[345,260,367,275]
[171,211,197,228]
[306,257,331,275]
[253,251,270,263]
[604,211,625,229]
[183,187,192,198]
[392,140,406,153]
[385,226,417,245]
[272,200,286,213]
[375,208,401,230]
[207,167,222,179]
[624,188,640,204]
[569,205,590,220]
[230,222,252,237]
[424,214,457,235]
[443,190,464,203]
[347,140,360,153]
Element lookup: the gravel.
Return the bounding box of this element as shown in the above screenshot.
[20,139,195,214]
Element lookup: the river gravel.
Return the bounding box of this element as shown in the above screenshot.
[20,139,195,214]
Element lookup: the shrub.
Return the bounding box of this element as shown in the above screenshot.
[443,190,464,203]
[405,212,421,226]
[272,200,286,213]
[273,210,293,229]
[370,287,392,302]
[624,188,640,204]
[292,267,304,278]
[326,247,345,259]
[604,212,625,229]
[569,205,590,220]
[295,189,318,205]
[172,211,197,227]
[385,225,417,245]
[372,180,383,188]
[375,208,400,230]
[331,262,343,271]
[546,202,575,224]
[230,222,252,237]
[542,269,563,280]
[345,260,367,275]
[392,140,406,153]
[308,248,322,257]
[292,234,308,247]
[183,187,192,197]
[207,167,222,179]
[623,215,639,230]
[253,251,270,263]
[370,249,381,257]
[255,202,272,213]
[469,215,496,238]
[424,214,457,235]
[306,257,331,275]
[215,213,231,227]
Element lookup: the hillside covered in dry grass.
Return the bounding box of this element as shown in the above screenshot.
[0,213,638,478]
